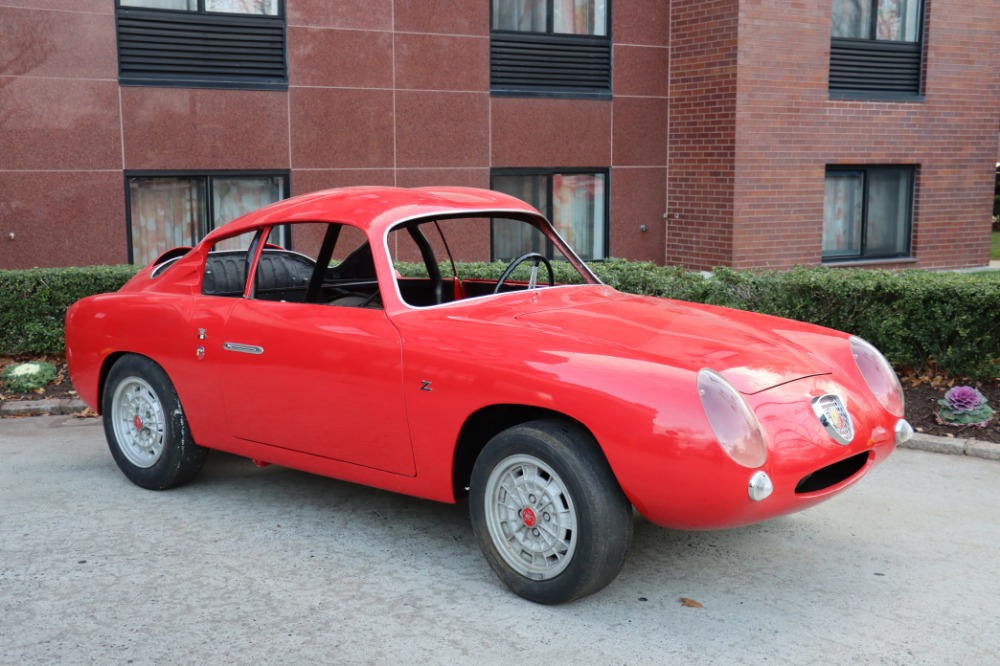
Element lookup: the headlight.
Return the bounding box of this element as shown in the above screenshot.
[697,369,767,468]
[850,336,904,417]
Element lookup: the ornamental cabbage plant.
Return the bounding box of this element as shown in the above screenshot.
[937,386,995,428]
[1,361,58,393]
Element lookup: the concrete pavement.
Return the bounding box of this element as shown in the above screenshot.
[1,415,999,665]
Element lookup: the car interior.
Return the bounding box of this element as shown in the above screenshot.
[196,217,569,309]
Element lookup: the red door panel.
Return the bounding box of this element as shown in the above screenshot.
[219,300,415,476]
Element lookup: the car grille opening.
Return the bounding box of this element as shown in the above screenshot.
[795,452,871,494]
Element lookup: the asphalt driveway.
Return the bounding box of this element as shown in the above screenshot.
[2,415,999,665]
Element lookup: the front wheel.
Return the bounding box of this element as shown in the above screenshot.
[102,354,207,490]
[469,419,633,604]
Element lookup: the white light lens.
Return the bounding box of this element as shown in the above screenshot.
[850,337,905,417]
[748,471,774,501]
[895,419,914,444]
[698,369,767,468]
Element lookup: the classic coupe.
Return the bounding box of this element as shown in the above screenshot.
[66,186,912,604]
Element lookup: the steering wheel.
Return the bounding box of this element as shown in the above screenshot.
[493,252,555,294]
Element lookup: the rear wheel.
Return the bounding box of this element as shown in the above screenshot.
[469,419,632,604]
[102,355,207,490]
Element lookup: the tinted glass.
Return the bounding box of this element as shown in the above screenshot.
[120,0,197,9]
[865,168,912,255]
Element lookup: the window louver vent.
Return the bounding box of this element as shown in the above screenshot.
[491,33,611,98]
[830,38,921,97]
[117,8,287,90]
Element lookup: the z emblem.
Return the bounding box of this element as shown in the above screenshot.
[420,380,433,392]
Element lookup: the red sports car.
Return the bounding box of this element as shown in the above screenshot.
[66,186,912,604]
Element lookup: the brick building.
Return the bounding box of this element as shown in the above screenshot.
[1,0,998,271]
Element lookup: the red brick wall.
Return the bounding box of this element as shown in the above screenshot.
[666,0,740,270]
[731,0,1000,270]
[0,0,674,269]
[1,0,996,271]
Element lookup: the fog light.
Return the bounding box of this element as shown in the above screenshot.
[895,419,914,444]
[748,471,773,502]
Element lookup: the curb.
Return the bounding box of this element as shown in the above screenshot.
[0,398,90,418]
[901,433,1000,461]
[2,398,999,461]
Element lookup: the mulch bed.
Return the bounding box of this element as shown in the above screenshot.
[902,374,1000,444]
[1,355,79,403]
[2,355,998,444]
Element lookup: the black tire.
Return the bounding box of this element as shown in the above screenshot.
[101,354,207,490]
[469,419,633,604]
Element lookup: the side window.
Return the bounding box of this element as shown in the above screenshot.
[211,222,383,308]
[201,230,261,297]
[321,225,382,308]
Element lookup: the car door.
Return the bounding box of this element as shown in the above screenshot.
[217,222,415,476]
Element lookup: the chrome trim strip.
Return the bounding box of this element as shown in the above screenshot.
[223,342,264,355]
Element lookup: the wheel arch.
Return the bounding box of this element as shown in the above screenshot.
[96,351,154,415]
[451,404,612,501]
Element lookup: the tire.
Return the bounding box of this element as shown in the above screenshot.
[101,354,208,490]
[469,419,633,604]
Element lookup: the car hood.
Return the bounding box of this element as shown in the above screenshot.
[513,291,840,394]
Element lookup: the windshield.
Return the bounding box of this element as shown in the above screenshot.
[385,214,599,308]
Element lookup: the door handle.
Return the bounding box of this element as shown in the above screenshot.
[223,342,264,355]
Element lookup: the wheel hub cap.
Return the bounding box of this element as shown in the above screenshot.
[483,454,578,581]
[111,377,166,469]
[521,507,537,528]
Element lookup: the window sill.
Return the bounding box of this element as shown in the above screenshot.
[828,91,924,103]
[822,257,917,268]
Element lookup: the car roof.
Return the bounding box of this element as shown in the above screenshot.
[202,186,543,245]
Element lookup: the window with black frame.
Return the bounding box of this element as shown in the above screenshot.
[822,166,914,262]
[492,170,608,261]
[116,0,287,90]
[126,172,288,265]
[490,0,611,98]
[829,0,924,98]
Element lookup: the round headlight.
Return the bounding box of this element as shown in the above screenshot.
[697,369,767,468]
[850,336,904,417]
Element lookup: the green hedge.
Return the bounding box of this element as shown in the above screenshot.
[0,265,139,355]
[2,261,998,380]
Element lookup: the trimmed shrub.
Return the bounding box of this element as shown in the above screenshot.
[403,261,999,380]
[2,261,997,380]
[0,265,139,355]
[686,267,1000,381]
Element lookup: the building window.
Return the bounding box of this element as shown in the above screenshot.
[492,169,608,261]
[823,166,913,262]
[490,0,611,98]
[115,1,287,90]
[120,1,279,14]
[829,0,924,98]
[126,172,288,265]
